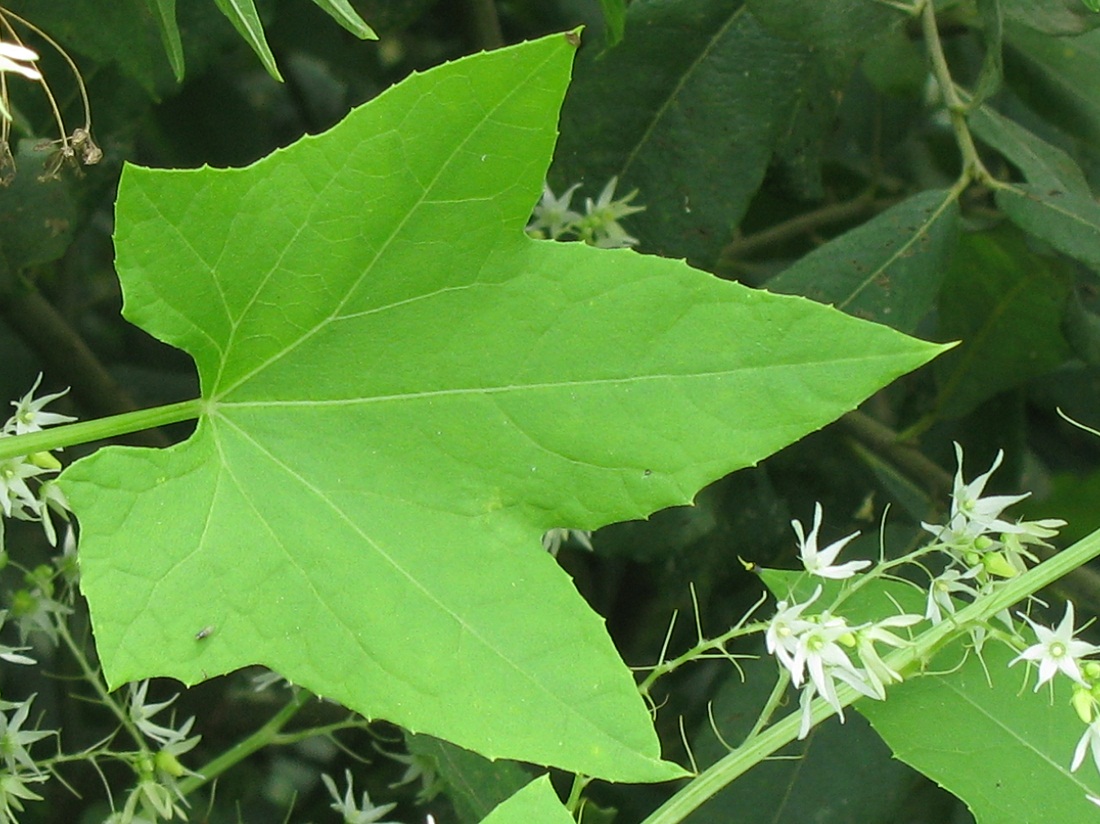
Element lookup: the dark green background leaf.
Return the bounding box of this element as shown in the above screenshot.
[971,107,1090,196]
[766,189,959,333]
[934,226,1072,420]
[996,184,1100,272]
[747,0,901,54]
[553,1,830,268]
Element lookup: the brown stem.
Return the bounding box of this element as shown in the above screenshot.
[718,192,899,266]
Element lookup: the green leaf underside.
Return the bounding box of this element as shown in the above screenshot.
[860,642,1100,823]
[480,776,574,824]
[747,0,901,54]
[62,33,941,781]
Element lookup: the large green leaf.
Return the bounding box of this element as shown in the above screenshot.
[552,0,827,268]
[765,189,959,334]
[60,33,942,781]
[860,641,1100,823]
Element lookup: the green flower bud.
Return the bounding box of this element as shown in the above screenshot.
[155,749,186,778]
[28,451,61,471]
[981,551,1018,579]
[1073,685,1096,725]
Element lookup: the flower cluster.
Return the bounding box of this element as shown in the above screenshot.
[526,177,645,248]
[766,566,920,736]
[920,444,1064,645]
[0,374,76,551]
[764,444,1066,741]
[113,682,202,823]
[0,694,53,822]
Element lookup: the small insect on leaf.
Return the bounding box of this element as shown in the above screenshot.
[195,625,215,641]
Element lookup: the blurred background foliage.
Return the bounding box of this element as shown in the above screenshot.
[2,0,1100,821]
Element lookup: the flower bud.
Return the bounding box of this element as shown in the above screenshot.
[981,551,1018,579]
[155,749,186,778]
[28,451,60,471]
[1074,685,1096,724]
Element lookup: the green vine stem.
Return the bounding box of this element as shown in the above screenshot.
[640,527,1100,823]
[177,688,311,795]
[0,398,203,462]
[919,0,992,185]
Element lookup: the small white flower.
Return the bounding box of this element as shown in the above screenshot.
[579,177,645,248]
[128,681,192,746]
[921,444,1029,553]
[5,374,76,436]
[854,613,924,699]
[789,617,866,701]
[765,586,821,674]
[0,42,41,81]
[1011,602,1100,690]
[925,567,978,624]
[541,528,593,557]
[0,770,47,820]
[322,769,401,824]
[0,696,52,773]
[1073,718,1100,775]
[527,182,582,240]
[793,503,869,579]
[0,457,47,519]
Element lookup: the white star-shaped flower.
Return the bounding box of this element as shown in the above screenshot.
[1073,719,1100,775]
[1011,602,1100,691]
[793,503,869,579]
